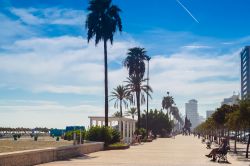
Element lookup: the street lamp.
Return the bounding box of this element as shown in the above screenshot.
[146,56,151,138]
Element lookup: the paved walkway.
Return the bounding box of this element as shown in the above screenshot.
[39,135,249,166]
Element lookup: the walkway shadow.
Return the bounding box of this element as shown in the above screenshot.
[76,154,98,160]
[210,160,231,164]
[229,151,250,163]
[58,154,98,161]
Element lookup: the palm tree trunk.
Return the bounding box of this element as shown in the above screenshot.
[104,39,108,127]
[246,129,250,158]
[136,90,141,129]
[120,99,122,117]
[234,130,237,153]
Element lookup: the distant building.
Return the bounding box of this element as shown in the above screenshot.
[241,46,250,99]
[221,94,239,106]
[185,99,199,130]
[206,110,214,119]
[199,115,205,123]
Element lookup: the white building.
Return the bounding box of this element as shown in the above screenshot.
[206,110,215,119]
[221,94,239,106]
[185,99,199,130]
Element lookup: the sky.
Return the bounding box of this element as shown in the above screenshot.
[0,0,250,128]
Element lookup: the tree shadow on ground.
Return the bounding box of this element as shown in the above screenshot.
[76,154,98,160]
[209,159,231,164]
[58,154,98,161]
[229,151,250,163]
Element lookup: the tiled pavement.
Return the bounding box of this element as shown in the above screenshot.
[38,135,249,166]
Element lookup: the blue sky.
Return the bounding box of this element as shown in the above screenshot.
[0,0,249,128]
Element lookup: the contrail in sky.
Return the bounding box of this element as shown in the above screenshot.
[176,0,199,23]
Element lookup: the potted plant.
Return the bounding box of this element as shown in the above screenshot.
[34,135,38,141]
[13,134,18,141]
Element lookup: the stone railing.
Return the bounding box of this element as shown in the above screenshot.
[0,142,104,166]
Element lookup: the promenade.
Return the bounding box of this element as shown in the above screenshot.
[39,135,249,166]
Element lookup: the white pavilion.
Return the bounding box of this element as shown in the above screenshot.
[88,116,136,144]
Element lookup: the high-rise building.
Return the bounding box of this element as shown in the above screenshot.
[241,46,250,99]
[206,110,214,119]
[221,94,239,106]
[185,99,199,130]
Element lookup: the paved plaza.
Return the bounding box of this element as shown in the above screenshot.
[39,135,249,166]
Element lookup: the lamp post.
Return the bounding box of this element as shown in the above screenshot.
[146,56,151,138]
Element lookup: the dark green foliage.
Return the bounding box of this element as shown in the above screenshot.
[212,104,234,127]
[85,126,112,146]
[110,85,131,117]
[141,109,173,137]
[138,128,147,139]
[123,47,151,129]
[56,136,60,141]
[86,0,122,45]
[64,130,86,143]
[111,128,120,144]
[85,126,120,146]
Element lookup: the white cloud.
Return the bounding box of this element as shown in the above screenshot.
[182,45,212,49]
[0,34,242,119]
[0,8,246,127]
[10,7,85,26]
[33,84,102,95]
[148,49,240,116]
[0,100,103,128]
[0,13,34,45]
[0,35,137,95]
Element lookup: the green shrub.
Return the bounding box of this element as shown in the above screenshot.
[64,130,85,143]
[111,129,120,144]
[56,136,60,141]
[109,142,127,147]
[135,128,147,139]
[138,128,147,139]
[85,126,119,146]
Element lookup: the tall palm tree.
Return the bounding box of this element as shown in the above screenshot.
[110,85,131,117]
[124,47,150,128]
[162,92,175,117]
[125,107,137,120]
[125,75,153,128]
[86,0,122,126]
[124,47,149,79]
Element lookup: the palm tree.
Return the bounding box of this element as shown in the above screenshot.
[124,47,150,128]
[86,0,122,126]
[162,92,175,117]
[112,111,122,118]
[125,107,137,120]
[124,47,149,79]
[109,85,131,117]
[125,75,152,128]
